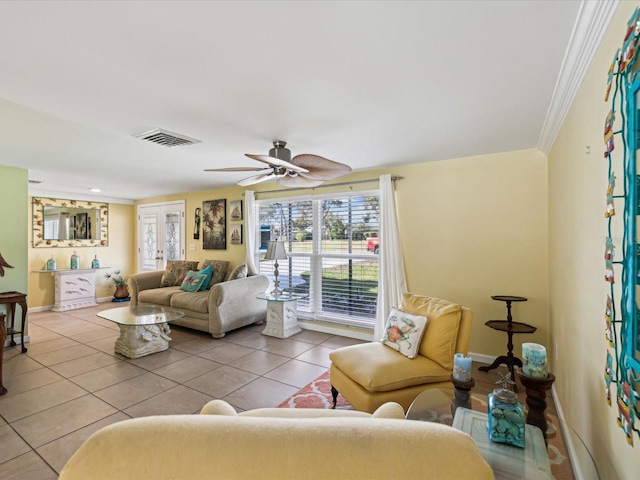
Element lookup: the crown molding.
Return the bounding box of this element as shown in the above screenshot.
[538,0,619,155]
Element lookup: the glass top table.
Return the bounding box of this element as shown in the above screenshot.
[406,388,600,479]
[97,305,185,326]
[256,293,309,302]
[97,305,184,358]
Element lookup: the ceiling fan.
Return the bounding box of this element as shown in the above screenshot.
[205,140,352,187]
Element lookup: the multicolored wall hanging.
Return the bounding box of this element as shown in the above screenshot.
[603,6,640,446]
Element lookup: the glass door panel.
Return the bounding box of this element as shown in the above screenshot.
[137,201,185,272]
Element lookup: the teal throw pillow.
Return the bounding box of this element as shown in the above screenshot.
[180,271,208,293]
[197,264,213,291]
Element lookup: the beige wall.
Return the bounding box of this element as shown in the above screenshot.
[548,2,639,478]
[138,149,549,357]
[28,201,136,308]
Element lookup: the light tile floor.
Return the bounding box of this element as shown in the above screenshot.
[0,303,363,478]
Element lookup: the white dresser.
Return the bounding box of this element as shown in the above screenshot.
[35,268,101,311]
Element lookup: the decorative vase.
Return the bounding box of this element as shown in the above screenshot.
[114,285,129,299]
[91,255,100,269]
[70,251,80,269]
[46,256,57,271]
[487,387,526,448]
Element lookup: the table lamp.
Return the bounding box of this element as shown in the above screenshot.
[264,240,288,297]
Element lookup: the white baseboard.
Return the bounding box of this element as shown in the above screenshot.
[298,320,373,341]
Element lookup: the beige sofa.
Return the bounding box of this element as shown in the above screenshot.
[129,266,269,338]
[59,400,495,480]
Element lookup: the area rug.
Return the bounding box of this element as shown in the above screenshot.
[278,371,573,480]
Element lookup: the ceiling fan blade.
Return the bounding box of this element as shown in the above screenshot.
[204,167,270,172]
[237,172,278,187]
[291,154,352,180]
[245,154,309,173]
[277,175,324,188]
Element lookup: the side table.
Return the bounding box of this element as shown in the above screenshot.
[257,293,308,339]
[0,291,28,353]
[479,295,535,390]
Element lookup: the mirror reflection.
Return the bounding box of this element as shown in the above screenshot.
[32,197,109,247]
[43,206,101,240]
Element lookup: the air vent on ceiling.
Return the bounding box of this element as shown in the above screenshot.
[28,180,42,184]
[134,128,201,148]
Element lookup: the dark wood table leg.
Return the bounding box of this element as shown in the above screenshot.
[516,369,555,445]
[8,302,16,346]
[18,300,27,353]
[0,313,7,395]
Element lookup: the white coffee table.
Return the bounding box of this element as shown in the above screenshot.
[98,305,184,358]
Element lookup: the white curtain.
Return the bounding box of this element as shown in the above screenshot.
[374,174,408,339]
[244,190,259,274]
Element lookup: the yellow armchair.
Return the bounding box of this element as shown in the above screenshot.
[329,293,473,413]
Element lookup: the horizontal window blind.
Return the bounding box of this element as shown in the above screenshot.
[258,192,379,328]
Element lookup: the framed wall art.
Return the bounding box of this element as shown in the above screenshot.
[202,199,226,250]
[230,224,242,245]
[230,200,243,221]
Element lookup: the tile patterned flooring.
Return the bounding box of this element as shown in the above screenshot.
[0,303,363,479]
[0,303,556,479]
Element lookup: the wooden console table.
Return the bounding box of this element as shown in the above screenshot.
[0,291,28,353]
[0,291,28,396]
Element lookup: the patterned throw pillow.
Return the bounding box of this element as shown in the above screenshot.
[380,308,428,359]
[201,260,230,288]
[161,260,200,287]
[180,271,208,292]
[197,264,213,291]
[227,263,248,281]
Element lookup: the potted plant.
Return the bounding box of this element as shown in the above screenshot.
[105,270,129,300]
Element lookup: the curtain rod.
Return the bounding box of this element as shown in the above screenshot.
[251,175,403,196]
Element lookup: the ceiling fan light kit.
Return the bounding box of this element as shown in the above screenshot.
[205,140,352,188]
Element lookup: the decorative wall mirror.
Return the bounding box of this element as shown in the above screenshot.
[32,197,109,247]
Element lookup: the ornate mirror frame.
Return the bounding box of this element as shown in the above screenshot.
[32,197,109,248]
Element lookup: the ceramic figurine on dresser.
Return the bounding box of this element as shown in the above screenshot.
[487,372,525,448]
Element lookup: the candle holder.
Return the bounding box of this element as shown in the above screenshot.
[515,368,556,445]
[450,374,475,415]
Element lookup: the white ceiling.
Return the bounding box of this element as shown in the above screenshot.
[0,1,598,202]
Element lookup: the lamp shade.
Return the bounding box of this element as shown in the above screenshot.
[264,240,287,261]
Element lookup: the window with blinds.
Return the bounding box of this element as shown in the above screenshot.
[257,192,380,329]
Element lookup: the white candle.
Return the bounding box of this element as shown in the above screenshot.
[522,343,548,378]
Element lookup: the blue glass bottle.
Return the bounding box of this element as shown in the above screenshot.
[487,387,525,448]
[91,255,100,269]
[70,251,80,269]
[46,256,57,271]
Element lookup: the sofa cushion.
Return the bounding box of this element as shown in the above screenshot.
[226,263,248,281]
[180,271,208,292]
[161,260,200,287]
[400,293,462,370]
[329,342,450,392]
[170,290,210,314]
[197,265,213,291]
[138,286,181,305]
[380,308,427,359]
[201,260,230,287]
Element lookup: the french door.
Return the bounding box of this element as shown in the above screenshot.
[137,201,186,272]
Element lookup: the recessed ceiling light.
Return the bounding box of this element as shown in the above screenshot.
[89,188,101,192]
